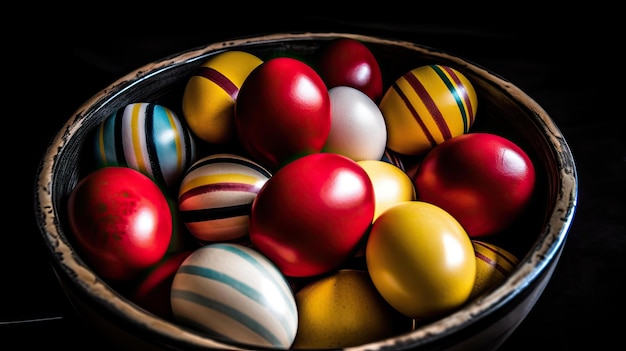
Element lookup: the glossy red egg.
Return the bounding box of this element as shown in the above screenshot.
[249,153,375,277]
[67,166,173,280]
[316,38,383,102]
[414,132,536,237]
[234,57,331,170]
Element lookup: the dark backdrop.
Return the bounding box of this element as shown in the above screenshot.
[9,11,623,350]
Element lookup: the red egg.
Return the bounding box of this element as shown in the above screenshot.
[234,57,331,170]
[67,167,173,280]
[132,250,192,318]
[316,38,383,102]
[249,153,375,277]
[414,132,536,237]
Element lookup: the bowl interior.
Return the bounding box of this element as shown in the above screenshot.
[34,32,577,350]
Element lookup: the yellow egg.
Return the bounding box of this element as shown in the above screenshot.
[470,240,519,299]
[357,159,416,221]
[366,201,476,320]
[182,51,263,143]
[292,269,413,349]
[379,64,477,156]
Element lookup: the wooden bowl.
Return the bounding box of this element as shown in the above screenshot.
[34,32,577,350]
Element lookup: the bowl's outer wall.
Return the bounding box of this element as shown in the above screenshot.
[35,33,577,351]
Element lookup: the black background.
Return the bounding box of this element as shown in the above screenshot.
[7,11,623,350]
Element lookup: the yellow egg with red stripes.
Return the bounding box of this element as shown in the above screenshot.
[379,64,477,156]
[178,153,272,242]
[182,51,263,144]
[470,240,519,299]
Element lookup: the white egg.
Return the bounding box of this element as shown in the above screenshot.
[323,86,387,161]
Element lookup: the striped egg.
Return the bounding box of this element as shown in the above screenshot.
[93,102,197,188]
[171,243,298,349]
[182,51,263,144]
[379,64,477,156]
[470,240,519,299]
[178,153,272,242]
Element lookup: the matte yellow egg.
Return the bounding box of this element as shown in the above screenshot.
[379,64,477,156]
[357,159,416,221]
[366,201,476,320]
[292,269,413,349]
[470,240,519,299]
[182,51,263,143]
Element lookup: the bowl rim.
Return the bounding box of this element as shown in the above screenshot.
[34,31,578,350]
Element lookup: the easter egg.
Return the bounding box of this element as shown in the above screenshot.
[316,38,383,102]
[178,153,272,242]
[292,269,413,349]
[366,201,476,320]
[470,240,519,299]
[93,102,197,188]
[381,148,406,172]
[67,166,173,281]
[170,243,298,349]
[234,57,331,170]
[357,160,416,221]
[182,51,263,144]
[249,153,375,277]
[132,250,192,318]
[322,86,387,161]
[379,64,477,156]
[414,132,536,237]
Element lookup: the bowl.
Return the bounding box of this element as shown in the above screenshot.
[34,32,577,350]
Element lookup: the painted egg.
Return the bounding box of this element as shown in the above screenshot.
[178,153,272,242]
[132,250,192,319]
[357,160,416,221]
[315,38,383,102]
[413,132,536,237]
[234,57,331,171]
[381,148,406,172]
[67,166,173,281]
[170,243,298,349]
[366,201,476,320]
[93,102,197,188]
[322,86,387,161]
[470,240,519,299]
[292,269,413,349]
[379,64,477,156]
[249,153,375,277]
[182,50,263,144]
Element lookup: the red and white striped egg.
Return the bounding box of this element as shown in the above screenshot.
[178,153,272,242]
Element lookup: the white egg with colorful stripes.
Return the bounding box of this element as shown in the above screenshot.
[170,243,298,349]
[92,102,197,188]
[379,64,477,156]
[178,153,272,242]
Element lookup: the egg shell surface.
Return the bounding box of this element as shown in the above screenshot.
[316,38,383,102]
[292,269,413,349]
[234,57,331,171]
[249,152,375,277]
[178,153,272,242]
[170,243,298,349]
[93,102,197,188]
[413,132,536,237]
[470,240,519,299]
[357,159,416,221]
[67,166,173,281]
[322,86,387,162]
[182,51,263,144]
[379,64,477,156]
[366,200,476,320]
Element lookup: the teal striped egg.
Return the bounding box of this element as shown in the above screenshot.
[178,153,272,242]
[93,102,197,188]
[171,243,298,349]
